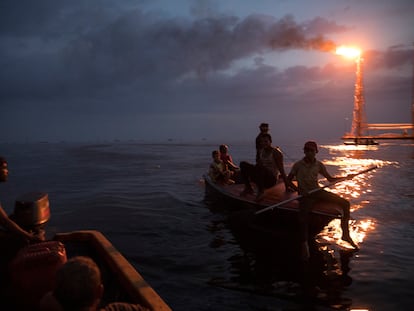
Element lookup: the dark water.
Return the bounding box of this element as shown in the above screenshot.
[1,140,413,310]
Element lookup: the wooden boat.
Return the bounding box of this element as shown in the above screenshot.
[57,230,171,311]
[0,192,171,311]
[204,174,343,219]
[203,174,343,238]
[1,230,171,311]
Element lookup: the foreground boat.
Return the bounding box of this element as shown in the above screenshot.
[56,230,171,311]
[204,174,343,238]
[1,192,171,310]
[1,230,171,311]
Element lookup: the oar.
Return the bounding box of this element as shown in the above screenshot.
[255,165,378,215]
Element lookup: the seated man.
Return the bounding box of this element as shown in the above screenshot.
[40,256,149,311]
[240,134,288,200]
[286,141,358,249]
[219,144,241,183]
[219,144,239,171]
[208,150,234,184]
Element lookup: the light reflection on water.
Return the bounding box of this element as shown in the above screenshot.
[317,218,376,251]
[315,144,389,255]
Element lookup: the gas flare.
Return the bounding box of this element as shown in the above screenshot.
[335,45,361,59]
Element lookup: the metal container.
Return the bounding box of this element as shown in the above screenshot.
[13,192,51,228]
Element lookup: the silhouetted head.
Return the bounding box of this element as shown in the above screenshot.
[303,141,318,153]
[54,256,103,311]
[219,144,228,153]
[259,123,269,133]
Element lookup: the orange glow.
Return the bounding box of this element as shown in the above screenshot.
[317,218,375,250]
[336,45,361,59]
[313,146,384,250]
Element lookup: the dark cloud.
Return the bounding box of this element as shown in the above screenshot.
[303,16,350,34]
[0,0,63,36]
[365,46,413,70]
[0,7,350,100]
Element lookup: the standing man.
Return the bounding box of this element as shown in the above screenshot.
[286,141,358,249]
[255,123,271,163]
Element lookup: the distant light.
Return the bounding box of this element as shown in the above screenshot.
[336,45,361,59]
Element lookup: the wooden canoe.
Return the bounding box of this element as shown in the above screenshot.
[54,230,171,311]
[204,174,342,217]
[1,230,171,311]
[203,174,343,238]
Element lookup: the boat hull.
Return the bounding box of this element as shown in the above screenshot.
[54,230,171,311]
[1,230,171,311]
[204,175,342,238]
[342,137,379,145]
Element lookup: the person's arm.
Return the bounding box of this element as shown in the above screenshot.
[274,149,286,181]
[0,205,36,240]
[319,162,344,183]
[226,155,239,170]
[273,148,294,191]
[286,164,299,192]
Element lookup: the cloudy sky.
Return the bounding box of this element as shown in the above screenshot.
[1,0,413,143]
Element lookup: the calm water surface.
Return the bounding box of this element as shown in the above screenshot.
[1,140,413,310]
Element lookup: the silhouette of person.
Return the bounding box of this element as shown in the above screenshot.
[286,141,358,249]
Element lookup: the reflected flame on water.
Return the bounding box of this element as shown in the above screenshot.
[322,144,398,170]
[314,144,391,250]
[325,144,378,152]
[317,218,375,250]
[318,166,376,203]
[301,144,385,309]
[349,200,371,213]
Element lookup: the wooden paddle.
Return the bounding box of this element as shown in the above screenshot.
[255,165,378,215]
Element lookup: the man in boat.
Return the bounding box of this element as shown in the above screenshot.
[209,150,235,184]
[219,144,239,172]
[219,144,241,183]
[286,141,358,249]
[1,156,42,295]
[240,134,289,201]
[255,123,272,163]
[0,156,41,241]
[40,256,149,311]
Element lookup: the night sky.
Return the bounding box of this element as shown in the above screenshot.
[1,0,413,143]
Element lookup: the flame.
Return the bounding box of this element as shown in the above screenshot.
[336,45,361,59]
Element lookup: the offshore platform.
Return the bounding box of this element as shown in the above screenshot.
[341,49,414,144]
